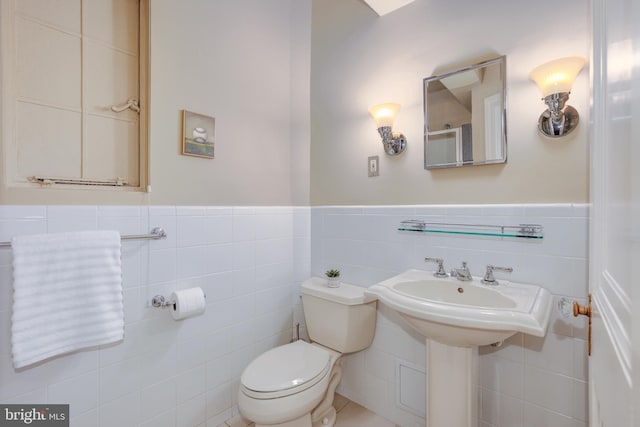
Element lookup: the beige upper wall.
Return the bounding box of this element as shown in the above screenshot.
[0,0,589,207]
[0,0,311,206]
[310,0,591,205]
[149,0,310,206]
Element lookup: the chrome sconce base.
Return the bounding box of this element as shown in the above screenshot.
[377,126,407,155]
[537,92,579,138]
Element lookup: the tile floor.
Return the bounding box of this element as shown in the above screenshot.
[224,394,398,427]
[332,394,398,427]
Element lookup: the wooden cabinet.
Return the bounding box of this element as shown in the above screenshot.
[2,0,148,190]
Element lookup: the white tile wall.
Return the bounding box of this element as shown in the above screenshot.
[0,205,309,427]
[310,204,589,427]
[0,203,588,427]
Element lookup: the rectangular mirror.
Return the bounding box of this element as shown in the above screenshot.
[423,56,507,169]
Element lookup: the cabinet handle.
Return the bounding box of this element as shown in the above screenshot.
[111,98,140,113]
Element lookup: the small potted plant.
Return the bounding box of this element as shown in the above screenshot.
[325,269,341,288]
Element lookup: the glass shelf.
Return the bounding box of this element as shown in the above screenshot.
[398,220,544,239]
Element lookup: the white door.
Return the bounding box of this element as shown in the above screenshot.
[588,0,639,425]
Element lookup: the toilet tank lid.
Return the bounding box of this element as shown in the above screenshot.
[300,277,377,305]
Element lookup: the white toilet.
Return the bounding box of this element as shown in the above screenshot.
[238,277,377,427]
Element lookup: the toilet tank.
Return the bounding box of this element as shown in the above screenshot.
[300,277,377,354]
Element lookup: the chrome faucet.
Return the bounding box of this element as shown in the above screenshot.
[424,257,448,278]
[450,261,472,281]
[481,265,513,285]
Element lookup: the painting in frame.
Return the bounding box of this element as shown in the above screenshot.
[182,110,215,159]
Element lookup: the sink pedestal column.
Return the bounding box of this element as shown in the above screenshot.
[426,339,477,427]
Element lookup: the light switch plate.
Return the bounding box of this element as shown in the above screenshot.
[368,156,379,177]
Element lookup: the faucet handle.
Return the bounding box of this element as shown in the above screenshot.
[424,257,448,278]
[481,265,513,285]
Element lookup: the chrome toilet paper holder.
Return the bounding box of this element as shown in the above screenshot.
[151,291,207,308]
[151,295,175,308]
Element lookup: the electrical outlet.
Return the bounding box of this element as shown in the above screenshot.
[368,156,379,177]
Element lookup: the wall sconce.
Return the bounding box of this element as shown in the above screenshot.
[529,57,586,138]
[368,103,407,155]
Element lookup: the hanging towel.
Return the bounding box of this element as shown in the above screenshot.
[11,230,124,368]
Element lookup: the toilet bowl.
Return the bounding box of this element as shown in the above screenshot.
[238,277,377,427]
[238,340,341,426]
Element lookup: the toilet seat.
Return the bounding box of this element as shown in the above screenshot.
[241,341,332,399]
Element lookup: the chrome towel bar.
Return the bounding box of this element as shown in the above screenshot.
[0,227,167,247]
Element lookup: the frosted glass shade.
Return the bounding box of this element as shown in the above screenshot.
[529,57,586,97]
[369,103,400,128]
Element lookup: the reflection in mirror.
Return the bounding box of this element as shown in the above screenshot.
[423,56,506,169]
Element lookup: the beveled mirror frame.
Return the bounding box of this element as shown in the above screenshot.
[423,56,507,169]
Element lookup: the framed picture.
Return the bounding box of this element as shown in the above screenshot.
[181,110,215,159]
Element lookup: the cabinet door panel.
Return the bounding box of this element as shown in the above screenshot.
[85,115,139,185]
[85,40,139,120]
[84,0,139,53]
[16,102,82,178]
[16,0,81,33]
[16,18,81,109]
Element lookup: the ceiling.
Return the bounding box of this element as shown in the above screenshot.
[361,0,416,16]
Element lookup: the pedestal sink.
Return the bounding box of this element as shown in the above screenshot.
[365,269,553,427]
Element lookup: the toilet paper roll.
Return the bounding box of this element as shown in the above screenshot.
[171,287,206,320]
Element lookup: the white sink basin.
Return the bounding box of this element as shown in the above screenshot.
[365,269,553,347]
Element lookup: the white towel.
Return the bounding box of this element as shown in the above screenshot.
[11,230,124,368]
